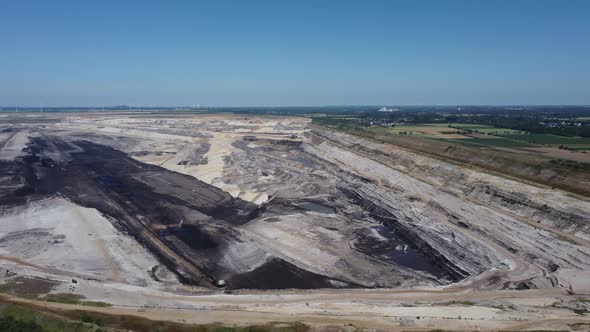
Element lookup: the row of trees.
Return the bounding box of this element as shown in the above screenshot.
[360,111,590,137]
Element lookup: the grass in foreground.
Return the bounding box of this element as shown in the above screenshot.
[0,300,310,332]
[43,293,112,308]
[0,278,59,299]
[0,279,112,308]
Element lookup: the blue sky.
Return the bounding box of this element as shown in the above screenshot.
[1,0,589,106]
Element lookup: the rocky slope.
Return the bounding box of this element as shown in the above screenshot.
[307,127,590,290]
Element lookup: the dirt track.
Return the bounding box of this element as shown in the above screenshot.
[2,286,589,331]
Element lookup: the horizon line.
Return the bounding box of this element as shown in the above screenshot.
[2,104,590,109]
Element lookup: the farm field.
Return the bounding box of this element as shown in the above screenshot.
[567,146,590,151]
[372,123,590,151]
[371,123,534,147]
[373,123,525,138]
[434,137,536,148]
[371,123,459,137]
[502,134,590,146]
[372,123,477,139]
[449,123,525,134]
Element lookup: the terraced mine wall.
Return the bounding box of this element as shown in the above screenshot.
[338,187,469,282]
[310,128,590,242]
[316,125,590,197]
[5,123,589,291]
[1,131,363,289]
[306,127,590,289]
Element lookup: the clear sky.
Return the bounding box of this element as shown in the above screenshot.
[1,0,589,106]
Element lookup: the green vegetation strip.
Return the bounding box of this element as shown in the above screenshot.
[43,294,112,308]
[450,124,525,134]
[500,134,590,148]
[434,137,536,148]
[0,279,111,308]
[0,300,310,332]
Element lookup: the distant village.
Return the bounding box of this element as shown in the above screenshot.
[539,121,583,128]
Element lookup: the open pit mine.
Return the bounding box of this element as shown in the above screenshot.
[1,113,590,331]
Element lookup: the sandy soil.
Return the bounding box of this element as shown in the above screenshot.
[0,197,176,286]
[520,146,590,162]
[0,130,30,161]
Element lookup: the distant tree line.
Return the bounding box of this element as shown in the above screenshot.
[351,108,590,137]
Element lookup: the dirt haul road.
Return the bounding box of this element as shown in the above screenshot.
[2,286,590,331]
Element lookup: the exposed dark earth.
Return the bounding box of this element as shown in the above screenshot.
[1,114,590,331]
[1,128,468,289]
[1,134,352,288]
[1,114,589,294]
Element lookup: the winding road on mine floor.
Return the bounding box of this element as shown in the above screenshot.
[2,285,589,331]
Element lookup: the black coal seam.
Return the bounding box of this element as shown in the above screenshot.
[61,141,350,289]
[69,140,260,224]
[3,137,365,289]
[1,137,255,286]
[1,143,210,285]
[225,258,363,290]
[60,143,252,286]
[110,212,213,286]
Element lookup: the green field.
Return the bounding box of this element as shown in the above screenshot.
[433,137,536,148]
[0,302,309,332]
[370,123,538,148]
[500,134,590,145]
[319,118,590,151]
[566,145,590,151]
[460,138,535,148]
[370,124,448,138]
[372,123,474,138]
[450,124,525,134]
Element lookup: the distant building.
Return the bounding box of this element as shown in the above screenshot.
[377,107,399,113]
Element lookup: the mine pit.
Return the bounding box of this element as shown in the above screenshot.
[352,225,452,280]
[1,114,589,296]
[168,224,220,251]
